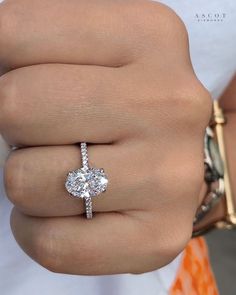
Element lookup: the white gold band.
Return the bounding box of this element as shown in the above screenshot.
[84,196,93,219]
[80,143,93,218]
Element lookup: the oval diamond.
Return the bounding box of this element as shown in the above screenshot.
[65,167,108,198]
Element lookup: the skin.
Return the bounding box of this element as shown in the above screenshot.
[0,0,212,275]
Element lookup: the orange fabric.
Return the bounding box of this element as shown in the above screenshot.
[170,237,219,295]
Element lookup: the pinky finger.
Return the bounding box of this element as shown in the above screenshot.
[10,208,176,275]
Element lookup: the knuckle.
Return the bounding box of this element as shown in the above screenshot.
[169,78,212,128]
[10,209,63,274]
[140,219,192,272]
[0,5,9,46]
[155,3,187,31]
[147,2,188,45]
[165,225,192,259]
[31,222,63,273]
[0,72,19,130]
[157,226,192,264]
[119,1,188,57]
[177,155,204,187]
[185,82,212,122]
[29,221,93,275]
[136,1,187,33]
[127,77,212,136]
[4,150,27,209]
[0,3,19,55]
[167,155,204,210]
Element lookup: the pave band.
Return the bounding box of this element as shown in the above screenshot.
[84,196,93,219]
[81,143,93,219]
[81,142,89,170]
[65,142,108,219]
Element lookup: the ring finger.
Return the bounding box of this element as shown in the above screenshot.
[4,142,159,217]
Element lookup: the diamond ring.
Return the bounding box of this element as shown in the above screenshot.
[65,143,108,219]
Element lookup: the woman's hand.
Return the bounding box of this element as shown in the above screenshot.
[0,0,211,274]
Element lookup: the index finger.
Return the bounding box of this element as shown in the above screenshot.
[0,0,144,69]
[0,0,189,70]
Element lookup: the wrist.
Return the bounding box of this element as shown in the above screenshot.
[193,196,226,233]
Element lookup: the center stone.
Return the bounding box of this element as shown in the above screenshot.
[65,167,108,198]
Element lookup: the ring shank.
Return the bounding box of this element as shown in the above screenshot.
[84,196,93,219]
[81,142,93,218]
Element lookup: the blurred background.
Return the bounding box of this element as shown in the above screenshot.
[206,229,236,295]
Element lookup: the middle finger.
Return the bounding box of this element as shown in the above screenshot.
[0,64,137,146]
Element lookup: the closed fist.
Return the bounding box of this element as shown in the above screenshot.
[0,0,211,275]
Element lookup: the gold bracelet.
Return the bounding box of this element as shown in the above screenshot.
[213,101,236,229]
[193,101,236,237]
